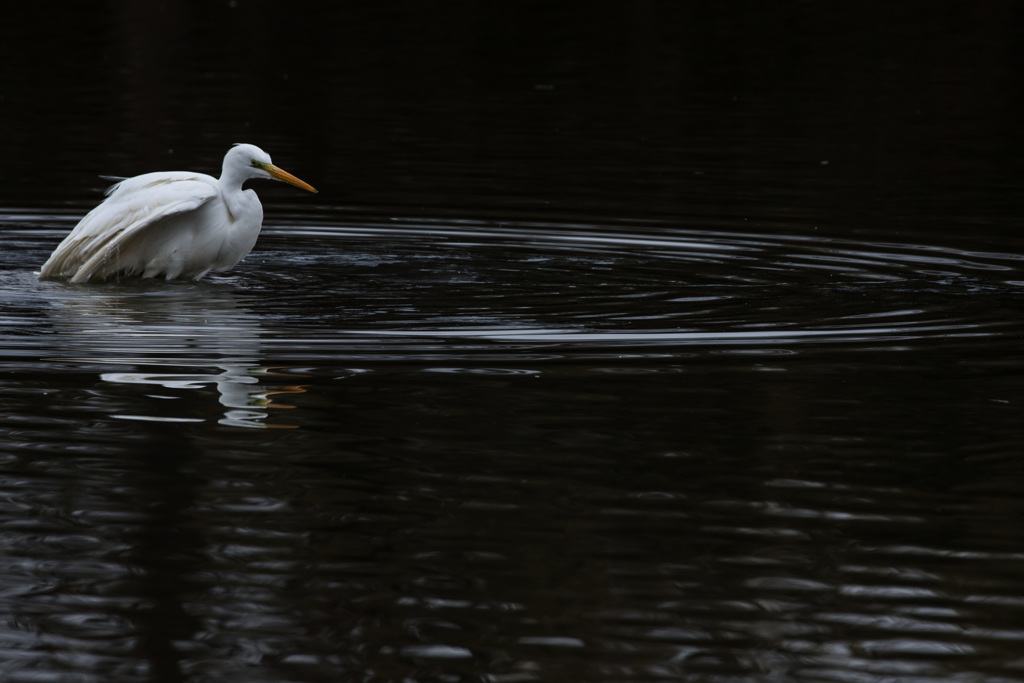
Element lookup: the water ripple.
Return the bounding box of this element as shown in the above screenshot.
[3,212,1022,363]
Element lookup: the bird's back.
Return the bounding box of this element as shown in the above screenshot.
[39,172,219,283]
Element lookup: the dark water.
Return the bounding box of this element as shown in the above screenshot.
[3,3,1024,682]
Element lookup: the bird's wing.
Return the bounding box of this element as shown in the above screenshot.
[40,172,219,282]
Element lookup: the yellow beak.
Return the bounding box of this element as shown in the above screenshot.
[265,164,318,193]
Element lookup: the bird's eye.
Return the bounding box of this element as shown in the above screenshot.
[250,160,260,168]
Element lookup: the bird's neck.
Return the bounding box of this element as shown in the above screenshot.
[218,167,254,221]
[219,163,250,195]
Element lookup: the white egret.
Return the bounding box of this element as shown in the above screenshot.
[38,144,317,283]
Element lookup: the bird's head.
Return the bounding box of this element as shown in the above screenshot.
[225,143,317,193]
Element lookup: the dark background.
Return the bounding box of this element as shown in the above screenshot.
[4,2,1024,232]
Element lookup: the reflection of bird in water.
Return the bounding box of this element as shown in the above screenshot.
[46,284,306,428]
[103,366,306,429]
[39,144,316,283]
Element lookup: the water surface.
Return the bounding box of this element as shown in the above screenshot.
[4,210,1024,681]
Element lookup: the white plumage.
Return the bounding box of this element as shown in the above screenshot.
[39,144,316,283]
